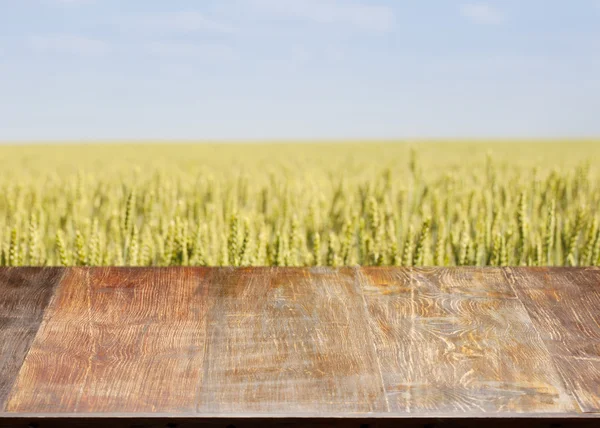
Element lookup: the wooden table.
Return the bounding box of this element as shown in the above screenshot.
[1,267,599,427]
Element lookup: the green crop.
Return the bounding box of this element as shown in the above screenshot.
[0,141,599,267]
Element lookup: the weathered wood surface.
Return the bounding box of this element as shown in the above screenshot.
[358,267,576,413]
[506,267,600,412]
[0,266,598,422]
[6,268,212,413]
[197,267,387,413]
[0,268,64,409]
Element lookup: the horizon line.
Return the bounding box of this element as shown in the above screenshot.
[1,137,600,146]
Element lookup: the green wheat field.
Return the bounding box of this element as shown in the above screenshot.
[1,141,599,267]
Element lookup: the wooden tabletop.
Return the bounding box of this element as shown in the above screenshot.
[1,267,599,426]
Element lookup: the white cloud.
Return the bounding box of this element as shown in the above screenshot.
[28,34,109,56]
[251,0,395,32]
[51,0,95,4]
[460,3,503,24]
[144,42,235,60]
[128,11,235,33]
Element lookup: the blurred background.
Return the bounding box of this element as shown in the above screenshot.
[1,0,599,142]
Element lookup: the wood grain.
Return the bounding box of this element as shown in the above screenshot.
[0,267,64,410]
[197,266,387,413]
[506,267,600,412]
[0,266,599,419]
[552,356,600,414]
[358,267,577,413]
[5,267,212,413]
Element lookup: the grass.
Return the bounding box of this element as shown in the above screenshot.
[0,140,599,267]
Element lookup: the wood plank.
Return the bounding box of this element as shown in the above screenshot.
[552,356,600,414]
[505,267,600,359]
[506,267,600,412]
[358,267,577,413]
[196,266,387,413]
[0,267,64,410]
[5,267,212,413]
[1,266,598,419]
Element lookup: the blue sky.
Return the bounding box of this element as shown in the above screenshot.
[0,0,599,141]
